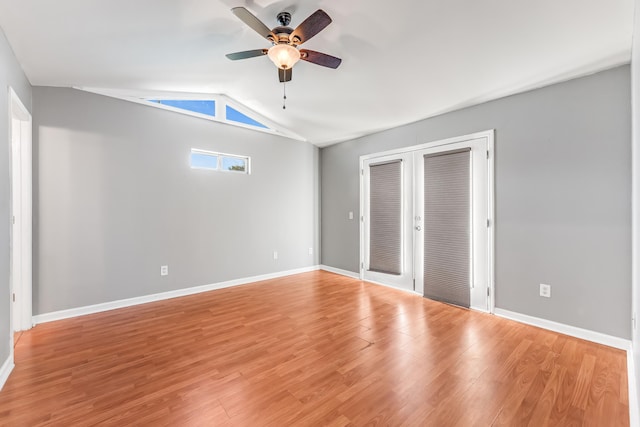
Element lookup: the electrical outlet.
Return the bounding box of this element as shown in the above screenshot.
[273,251,278,260]
[160,265,168,276]
[539,283,551,298]
[308,247,313,255]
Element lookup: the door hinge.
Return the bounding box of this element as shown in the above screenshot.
[487,150,490,159]
[361,216,364,222]
[487,287,490,297]
[361,169,364,176]
[12,293,15,302]
[361,262,364,270]
[487,219,490,227]
[12,216,15,225]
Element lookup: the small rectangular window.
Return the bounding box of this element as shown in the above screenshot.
[222,155,247,172]
[190,151,218,170]
[190,149,250,174]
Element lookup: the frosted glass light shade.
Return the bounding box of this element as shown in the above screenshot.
[267,44,301,70]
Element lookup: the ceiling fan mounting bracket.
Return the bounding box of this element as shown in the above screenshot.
[277,12,292,26]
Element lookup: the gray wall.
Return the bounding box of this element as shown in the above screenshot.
[33,87,319,315]
[0,28,32,366]
[321,66,631,339]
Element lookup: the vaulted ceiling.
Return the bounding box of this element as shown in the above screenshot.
[0,0,634,146]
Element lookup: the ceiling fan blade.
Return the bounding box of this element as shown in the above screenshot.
[278,68,292,82]
[226,49,268,60]
[290,9,332,45]
[300,49,342,69]
[231,7,276,41]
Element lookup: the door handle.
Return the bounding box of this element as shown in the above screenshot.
[415,226,421,231]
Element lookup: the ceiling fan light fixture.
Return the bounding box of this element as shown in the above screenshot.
[267,44,300,70]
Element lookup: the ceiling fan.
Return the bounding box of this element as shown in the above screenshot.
[226,7,342,83]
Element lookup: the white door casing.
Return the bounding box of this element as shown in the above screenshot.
[9,87,33,333]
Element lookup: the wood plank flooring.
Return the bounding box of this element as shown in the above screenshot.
[0,271,629,426]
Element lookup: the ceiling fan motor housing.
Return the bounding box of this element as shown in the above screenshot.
[273,26,293,43]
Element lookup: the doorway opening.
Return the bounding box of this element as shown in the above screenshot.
[9,87,33,342]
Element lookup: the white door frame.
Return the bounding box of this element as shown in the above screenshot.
[8,87,32,335]
[359,130,495,312]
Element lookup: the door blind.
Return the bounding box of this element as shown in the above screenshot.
[369,160,402,275]
[423,149,471,307]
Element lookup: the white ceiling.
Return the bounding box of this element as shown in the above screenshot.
[0,0,634,146]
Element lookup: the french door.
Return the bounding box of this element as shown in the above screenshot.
[360,131,493,312]
[362,152,414,290]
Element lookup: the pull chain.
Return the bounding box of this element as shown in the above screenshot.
[282,79,287,110]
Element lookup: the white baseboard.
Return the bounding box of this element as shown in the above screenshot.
[627,344,639,427]
[0,353,14,391]
[33,265,320,325]
[494,308,631,351]
[319,265,360,279]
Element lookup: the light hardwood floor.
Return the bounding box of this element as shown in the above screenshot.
[0,271,629,426]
